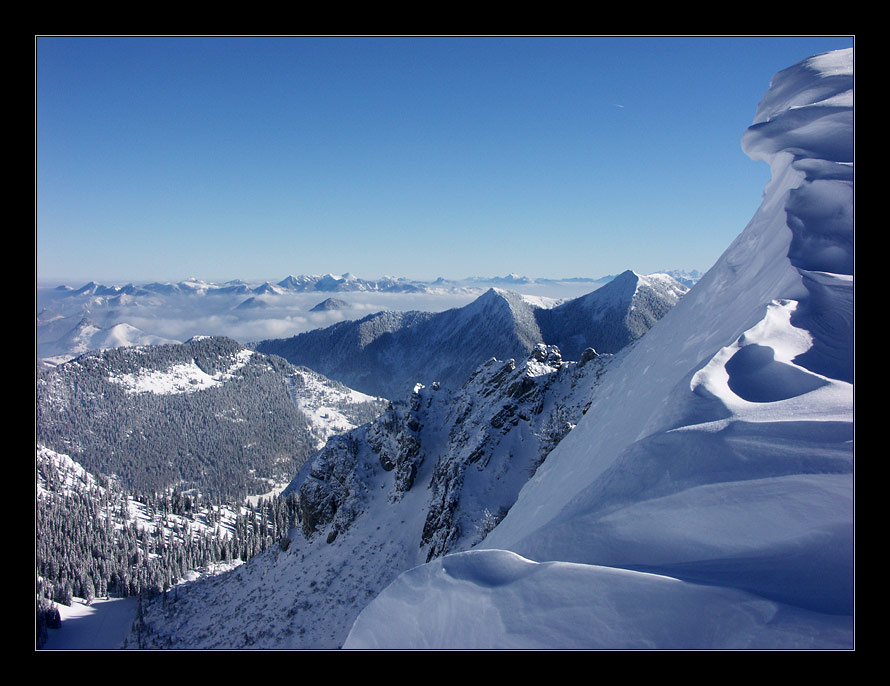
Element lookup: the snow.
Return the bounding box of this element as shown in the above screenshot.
[344,49,854,650]
[36,276,620,360]
[518,293,563,309]
[36,445,96,494]
[345,549,853,650]
[41,596,139,650]
[287,368,385,449]
[38,444,247,547]
[52,48,852,651]
[129,348,611,649]
[108,348,253,395]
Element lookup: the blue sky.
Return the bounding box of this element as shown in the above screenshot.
[35,36,854,284]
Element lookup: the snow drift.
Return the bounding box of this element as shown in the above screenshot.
[345,49,854,650]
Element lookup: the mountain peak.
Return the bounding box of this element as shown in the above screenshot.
[310,297,350,312]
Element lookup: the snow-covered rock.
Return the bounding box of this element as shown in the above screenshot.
[133,344,613,648]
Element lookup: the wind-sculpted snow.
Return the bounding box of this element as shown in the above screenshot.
[344,549,853,649]
[345,49,854,649]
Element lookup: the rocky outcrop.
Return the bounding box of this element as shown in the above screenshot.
[288,341,613,564]
[420,344,611,560]
[367,396,426,499]
[297,434,363,543]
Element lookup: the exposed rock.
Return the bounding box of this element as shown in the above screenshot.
[579,347,599,366]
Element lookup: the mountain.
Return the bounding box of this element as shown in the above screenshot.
[36,316,180,362]
[40,49,851,652]
[131,343,614,648]
[661,268,703,288]
[36,272,664,356]
[344,49,854,649]
[251,282,286,296]
[36,441,310,649]
[309,297,350,312]
[276,272,426,293]
[36,336,386,500]
[255,273,686,399]
[234,296,269,310]
[537,271,688,361]
[254,310,435,399]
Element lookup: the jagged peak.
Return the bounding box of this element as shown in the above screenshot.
[568,270,639,309]
[529,342,563,367]
[567,270,687,312]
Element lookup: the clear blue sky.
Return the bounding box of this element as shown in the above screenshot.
[35,36,854,284]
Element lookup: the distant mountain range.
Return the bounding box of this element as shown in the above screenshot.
[40,270,700,299]
[37,270,694,376]
[255,270,688,399]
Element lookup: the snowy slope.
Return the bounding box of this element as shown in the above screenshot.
[37,444,247,545]
[132,345,612,649]
[254,288,545,399]
[345,49,854,649]
[37,317,180,363]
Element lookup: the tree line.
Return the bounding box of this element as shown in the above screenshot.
[36,450,300,648]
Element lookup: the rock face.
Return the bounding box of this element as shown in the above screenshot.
[286,343,612,561]
[256,273,685,399]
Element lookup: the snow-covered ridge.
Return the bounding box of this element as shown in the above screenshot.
[37,444,98,496]
[109,349,254,395]
[38,337,388,502]
[344,49,854,649]
[255,271,686,399]
[38,317,180,365]
[38,270,699,364]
